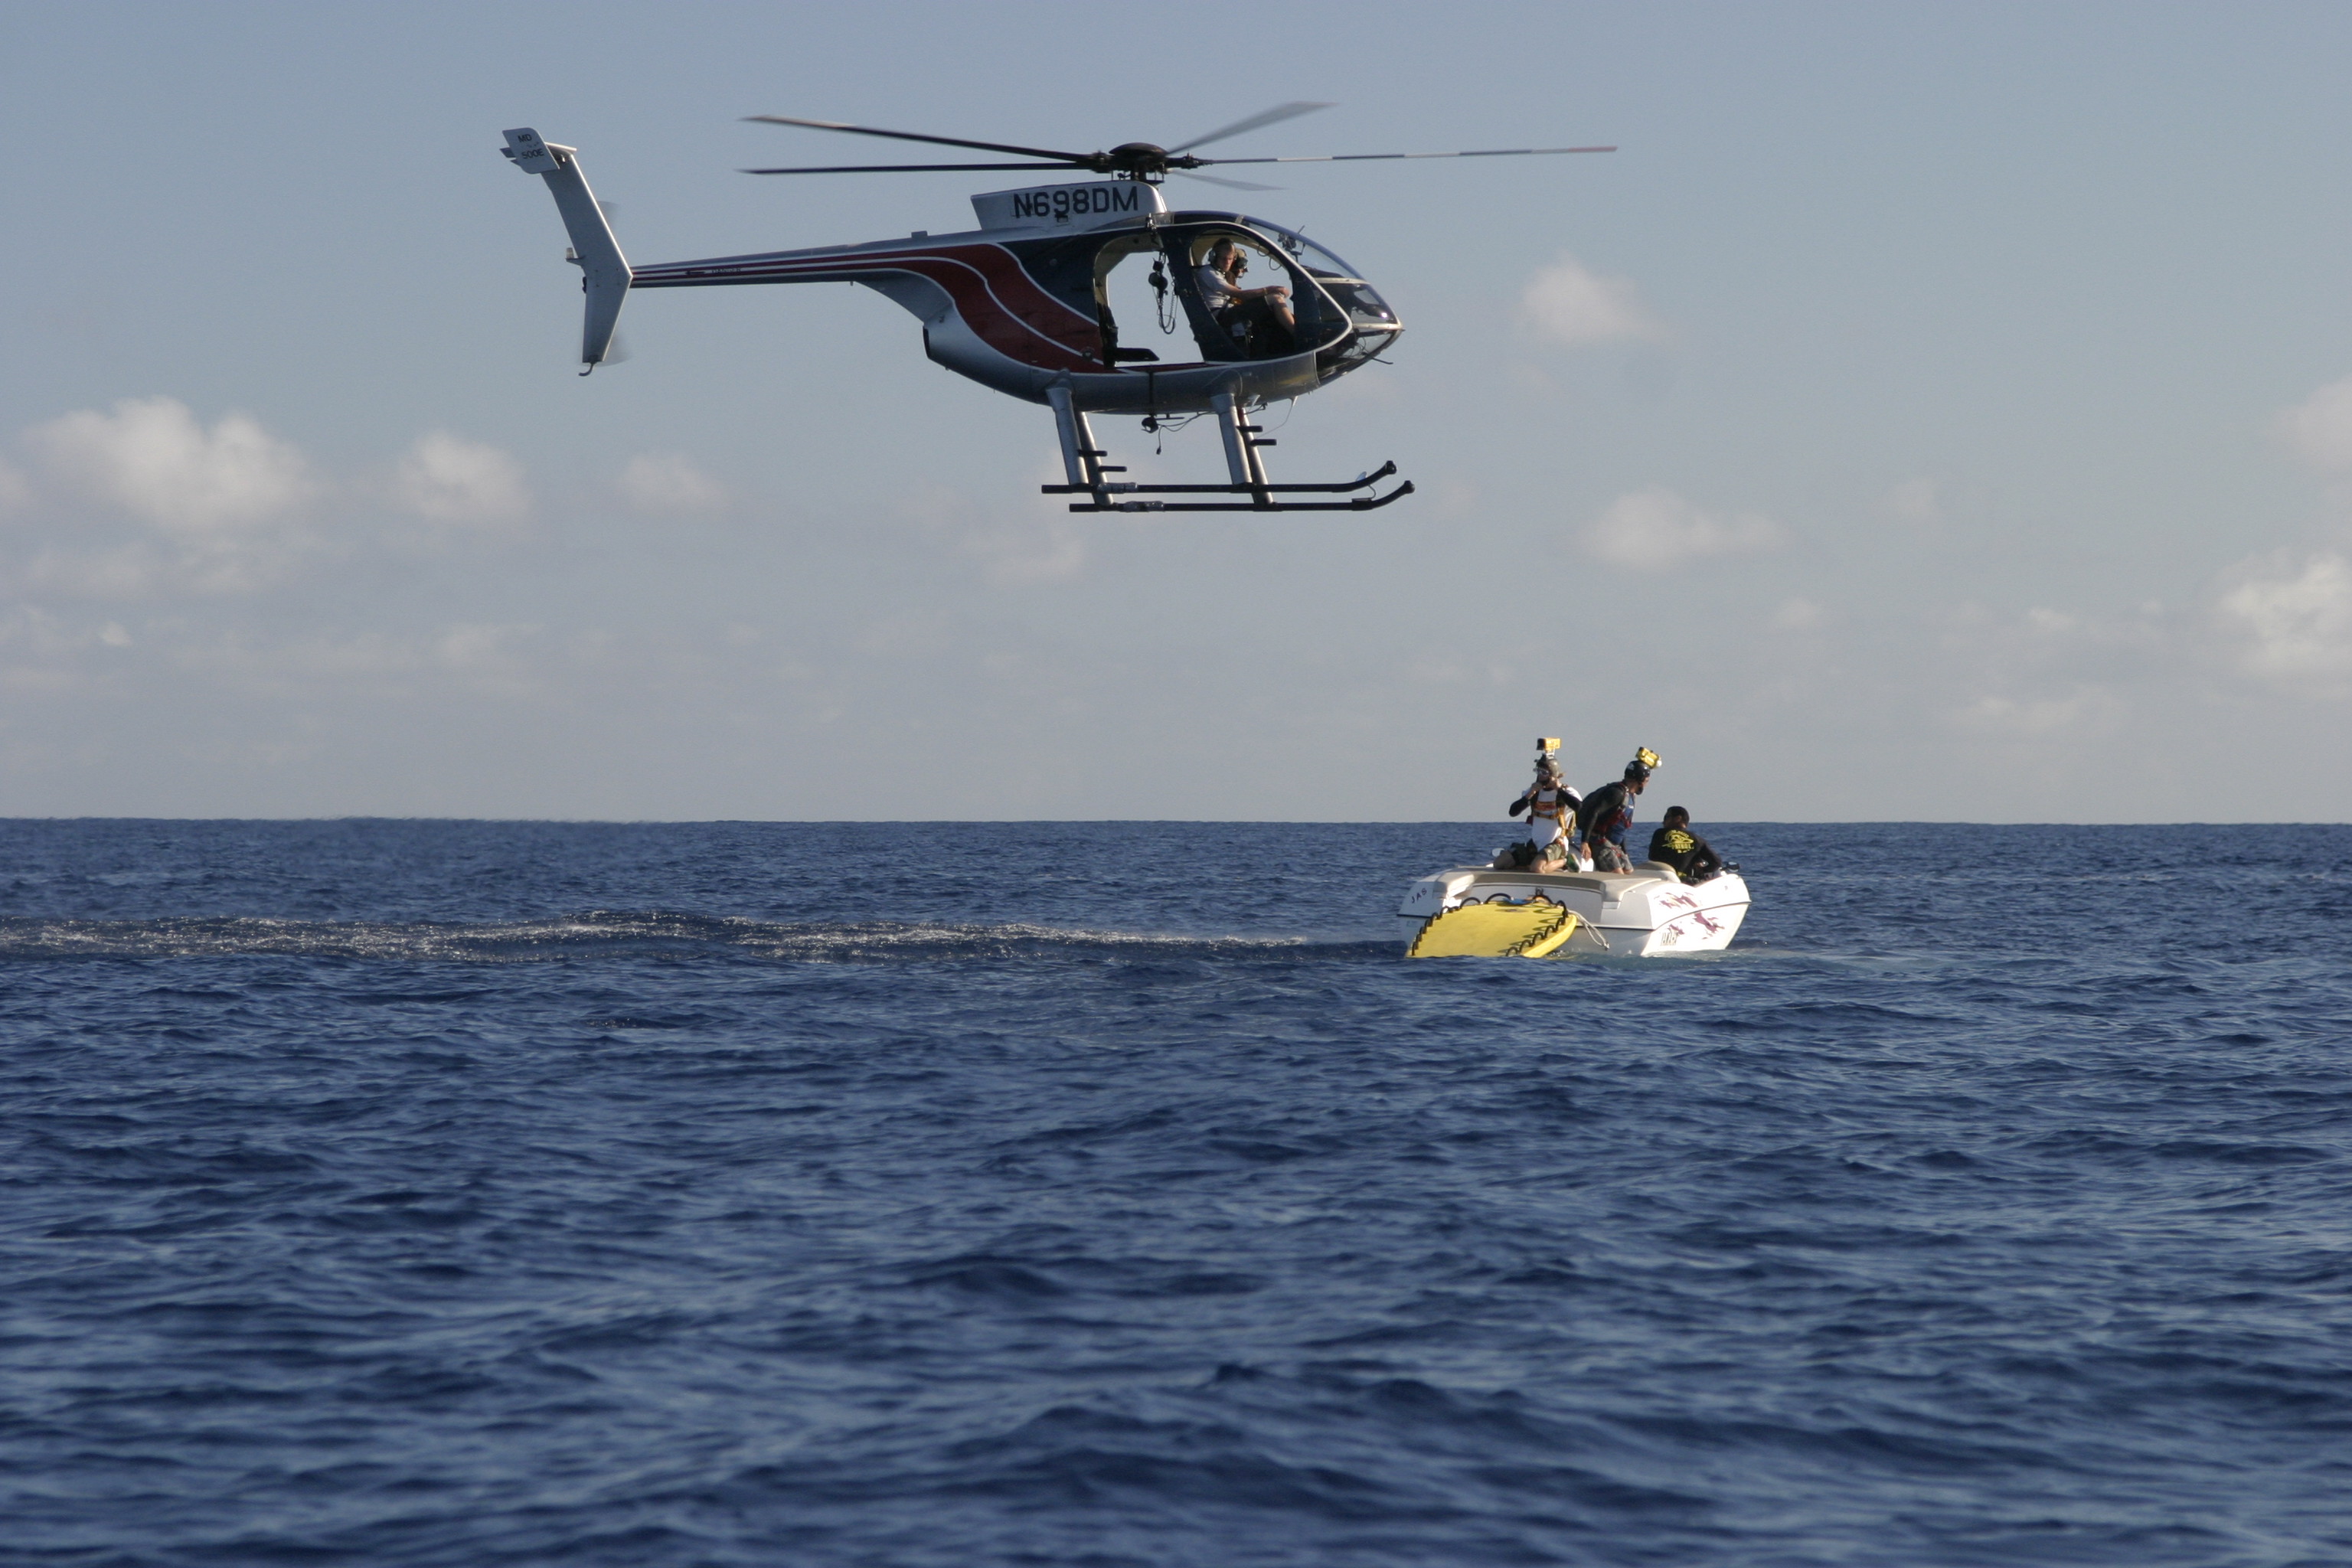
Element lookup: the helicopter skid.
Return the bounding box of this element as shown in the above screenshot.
[1062,490,1413,513]
[1046,463,1413,513]
[1043,386,1413,514]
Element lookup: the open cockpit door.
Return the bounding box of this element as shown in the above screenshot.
[1089,231,1180,368]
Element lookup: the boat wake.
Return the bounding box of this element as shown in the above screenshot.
[0,911,1393,965]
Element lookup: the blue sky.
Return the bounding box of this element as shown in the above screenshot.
[2,1,2349,819]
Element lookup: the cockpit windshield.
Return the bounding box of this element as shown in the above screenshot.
[1258,227,1355,278]
[1250,220,1396,328]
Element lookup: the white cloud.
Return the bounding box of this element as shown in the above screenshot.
[1519,253,1662,348]
[1584,486,1785,571]
[8,524,311,600]
[433,622,535,675]
[17,544,165,599]
[168,623,542,694]
[394,433,530,524]
[0,606,103,694]
[1884,477,1941,524]
[2276,376,2352,473]
[976,521,1086,586]
[2217,551,2352,683]
[1,403,550,601]
[1952,688,2117,737]
[1769,596,1824,631]
[23,397,315,533]
[619,452,727,513]
[7,398,325,597]
[903,472,1090,587]
[1929,600,2180,747]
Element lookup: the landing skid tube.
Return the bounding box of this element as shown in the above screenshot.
[1042,388,1414,514]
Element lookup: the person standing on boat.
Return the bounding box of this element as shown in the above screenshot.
[1505,745,1582,871]
[1575,751,1655,874]
[1648,806,1724,884]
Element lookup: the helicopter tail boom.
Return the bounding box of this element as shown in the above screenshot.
[501,129,632,370]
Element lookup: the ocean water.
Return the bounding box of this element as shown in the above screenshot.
[3,819,2348,1567]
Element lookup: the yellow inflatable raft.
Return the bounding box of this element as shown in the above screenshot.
[1405,897,1583,959]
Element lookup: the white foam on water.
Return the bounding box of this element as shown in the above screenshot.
[0,912,1342,964]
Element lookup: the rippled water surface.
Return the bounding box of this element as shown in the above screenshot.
[4,820,2349,1566]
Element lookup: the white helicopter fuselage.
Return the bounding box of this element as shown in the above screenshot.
[504,128,1413,511]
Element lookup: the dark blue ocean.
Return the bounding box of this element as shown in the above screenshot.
[5,821,2349,1566]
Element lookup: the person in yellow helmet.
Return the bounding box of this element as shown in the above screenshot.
[1573,754,1652,874]
[1503,751,1582,871]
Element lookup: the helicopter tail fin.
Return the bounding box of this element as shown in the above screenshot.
[501,128,632,370]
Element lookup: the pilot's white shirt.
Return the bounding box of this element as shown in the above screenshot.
[1195,263,1240,310]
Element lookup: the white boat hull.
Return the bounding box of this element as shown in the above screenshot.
[1397,863,1750,957]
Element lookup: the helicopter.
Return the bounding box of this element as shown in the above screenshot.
[501,105,1612,513]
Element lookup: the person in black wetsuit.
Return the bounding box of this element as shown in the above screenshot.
[1574,753,1651,874]
[1648,806,1724,884]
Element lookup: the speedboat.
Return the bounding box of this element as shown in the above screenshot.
[1397,862,1750,958]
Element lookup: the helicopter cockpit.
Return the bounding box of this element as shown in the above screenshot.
[1072,215,1400,379]
[1250,219,1401,370]
[1177,230,1301,359]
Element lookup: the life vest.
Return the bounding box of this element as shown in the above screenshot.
[1527,786,1576,825]
[1578,782,1632,842]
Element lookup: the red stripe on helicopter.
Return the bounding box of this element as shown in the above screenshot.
[631,244,1104,373]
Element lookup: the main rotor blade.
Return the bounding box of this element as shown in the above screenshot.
[1171,101,1334,154]
[1171,168,1281,193]
[1201,145,1617,166]
[744,114,1087,165]
[743,161,1088,175]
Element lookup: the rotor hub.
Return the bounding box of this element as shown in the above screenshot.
[1101,142,1187,181]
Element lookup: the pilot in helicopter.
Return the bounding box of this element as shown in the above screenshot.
[1196,237,1296,357]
